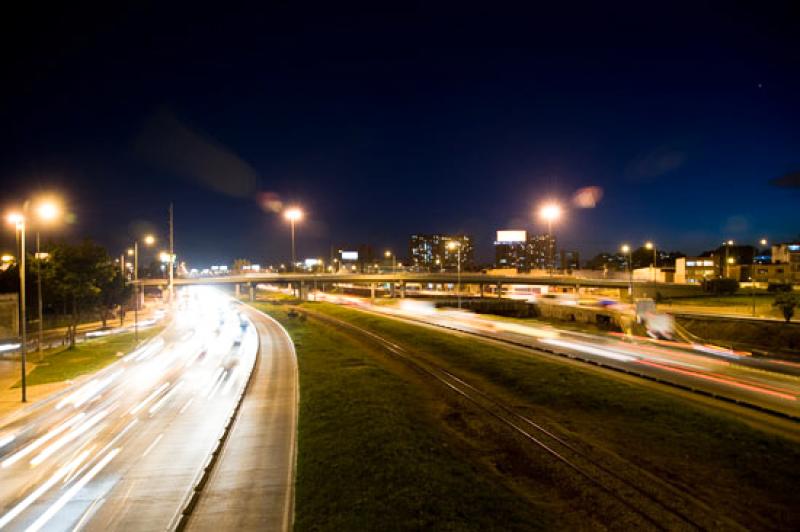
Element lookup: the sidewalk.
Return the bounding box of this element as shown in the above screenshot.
[0,359,70,419]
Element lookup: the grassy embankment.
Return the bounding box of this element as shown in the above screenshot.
[17,326,164,387]
[256,298,800,531]
[252,301,552,531]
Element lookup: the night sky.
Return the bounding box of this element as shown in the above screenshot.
[1,2,798,266]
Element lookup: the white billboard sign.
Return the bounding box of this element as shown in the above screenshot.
[496,230,527,243]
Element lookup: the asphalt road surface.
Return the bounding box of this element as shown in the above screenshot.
[185,304,298,531]
[0,287,296,532]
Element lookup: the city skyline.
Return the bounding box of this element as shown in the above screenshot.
[1,3,798,265]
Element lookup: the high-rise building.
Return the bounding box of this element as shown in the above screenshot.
[494,230,555,272]
[560,250,580,272]
[409,234,474,271]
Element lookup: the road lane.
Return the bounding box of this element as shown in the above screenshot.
[319,296,800,420]
[0,287,258,531]
[184,304,298,531]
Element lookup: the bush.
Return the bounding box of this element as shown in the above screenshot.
[773,292,799,323]
[702,278,739,295]
[768,282,793,293]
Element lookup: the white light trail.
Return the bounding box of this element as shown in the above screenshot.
[30,410,109,467]
[142,434,163,458]
[540,338,637,362]
[0,450,89,529]
[3,413,86,468]
[129,382,170,415]
[25,448,121,532]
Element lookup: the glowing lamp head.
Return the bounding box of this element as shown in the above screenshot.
[760,238,768,246]
[127,248,135,256]
[645,241,654,250]
[539,203,562,223]
[1,254,14,263]
[727,257,735,264]
[726,240,734,246]
[159,251,171,263]
[36,201,60,221]
[284,207,303,222]
[384,250,392,257]
[447,241,459,250]
[6,213,24,226]
[143,234,156,246]
[621,244,630,254]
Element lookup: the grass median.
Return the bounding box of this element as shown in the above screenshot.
[251,302,555,531]
[296,302,800,531]
[17,326,164,387]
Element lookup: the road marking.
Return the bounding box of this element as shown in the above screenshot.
[142,433,163,458]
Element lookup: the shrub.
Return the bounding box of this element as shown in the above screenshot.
[702,278,739,295]
[773,292,799,323]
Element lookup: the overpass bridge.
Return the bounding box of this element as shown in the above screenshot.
[137,273,702,301]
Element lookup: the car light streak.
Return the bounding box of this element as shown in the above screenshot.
[148,382,184,415]
[0,450,90,529]
[30,409,109,467]
[25,447,121,532]
[207,370,228,399]
[636,360,798,401]
[129,382,171,415]
[3,413,86,468]
[0,434,15,450]
[540,338,638,362]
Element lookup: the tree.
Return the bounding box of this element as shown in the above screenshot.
[99,270,132,327]
[47,241,116,347]
[773,292,799,323]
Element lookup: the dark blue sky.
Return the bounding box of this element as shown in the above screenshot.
[1,1,798,266]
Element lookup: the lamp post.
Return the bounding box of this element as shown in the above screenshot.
[645,241,657,297]
[538,203,562,275]
[724,240,734,278]
[447,241,462,309]
[131,234,155,343]
[621,244,632,299]
[33,200,61,353]
[284,207,303,272]
[384,250,396,274]
[6,213,27,402]
[752,238,767,316]
[6,198,62,402]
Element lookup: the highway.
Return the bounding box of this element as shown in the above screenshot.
[0,287,275,531]
[319,295,800,420]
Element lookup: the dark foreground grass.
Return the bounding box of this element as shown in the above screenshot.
[309,302,800,531]
[253,303,551,532]
[19,326,164,387]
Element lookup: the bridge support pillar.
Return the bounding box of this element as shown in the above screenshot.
[390,281,396,298]
[400,282,405,298]
[370,282,376,303]
[496,282,503,298]
[249,283,255,302]
[235,284,241,298]
[299,281,308,301]
[479,283,485,298]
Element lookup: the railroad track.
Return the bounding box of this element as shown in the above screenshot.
[303,307,746,532]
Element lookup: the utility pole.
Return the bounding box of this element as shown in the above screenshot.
[37,231,43,353]
[19,219,27,402]
[169,203,174,303]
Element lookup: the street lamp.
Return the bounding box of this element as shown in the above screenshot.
[5,197,63,403]
[752,238,768,316]
[384,250,396,275]
[645,241,657,294]
[131,234,156,343]
[723,240,734,278]
[621,244,632,298]
[447,240,462,309]
[538,202,562,274]
[284,207,303,272]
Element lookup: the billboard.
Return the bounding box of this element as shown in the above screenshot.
[341,251,358,261]
[496,230,527,243]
